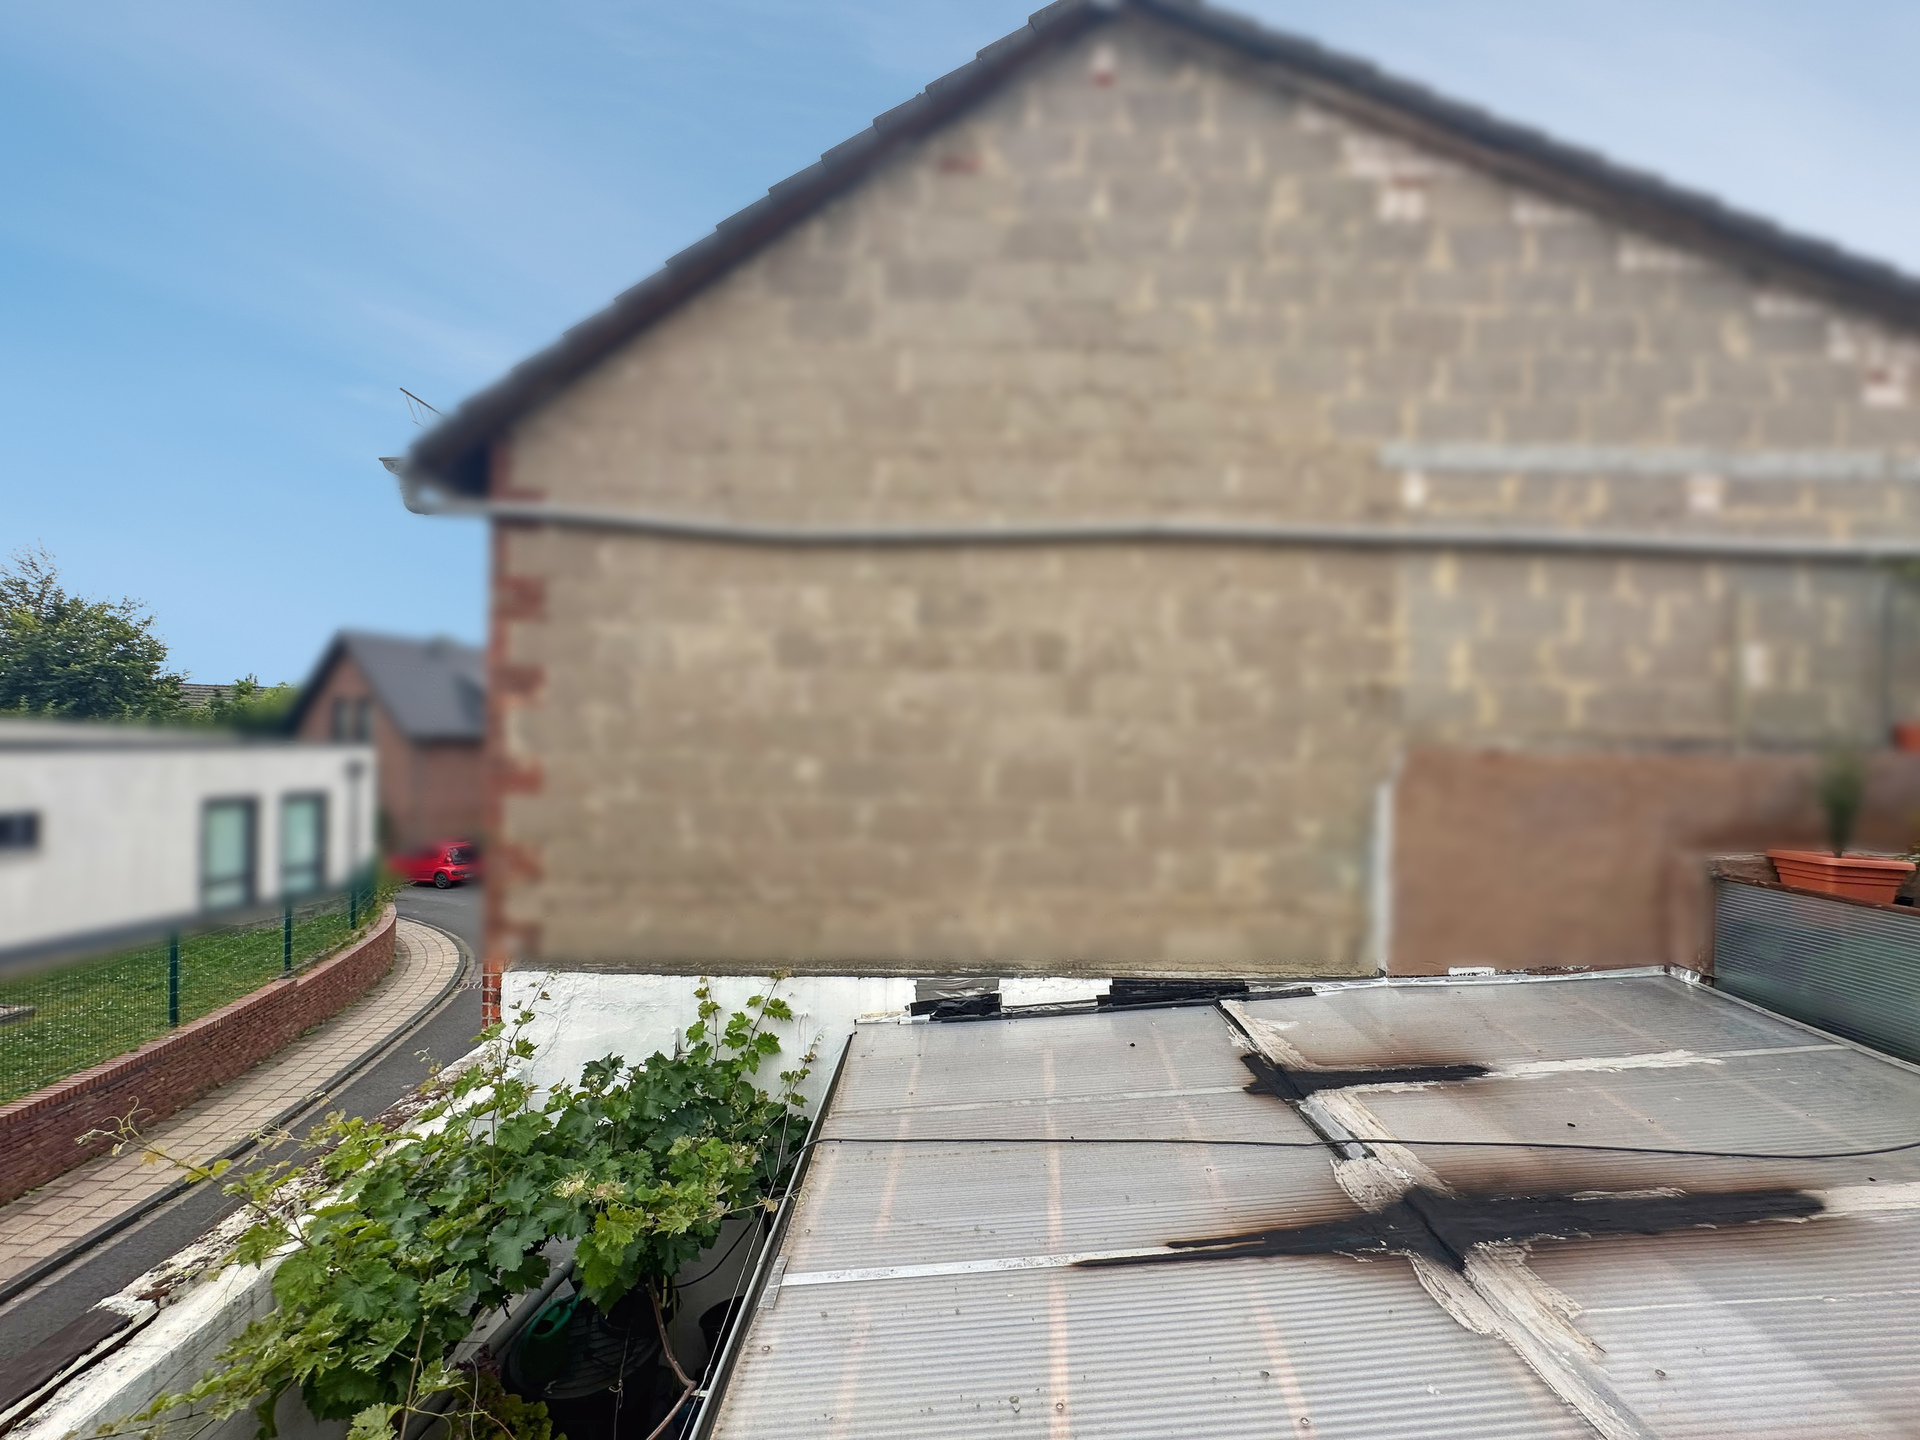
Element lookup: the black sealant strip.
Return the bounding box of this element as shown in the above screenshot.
[1239,1049,1491,1101]
[1076,1184,1827,1274]
[1122,1004,1837,1277]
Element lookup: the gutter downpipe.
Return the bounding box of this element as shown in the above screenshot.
[684,1032,857,1440]
[390,469,1920,564]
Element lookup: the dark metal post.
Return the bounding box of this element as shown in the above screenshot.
[167,932,181,1027]
[283,900,294,976]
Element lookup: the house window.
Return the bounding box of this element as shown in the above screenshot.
[281,794,327,896]
[0,811,39,850]
[202,799,257,910]
[330,696,373,742]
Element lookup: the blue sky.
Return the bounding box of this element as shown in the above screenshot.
[3,0,1916,684]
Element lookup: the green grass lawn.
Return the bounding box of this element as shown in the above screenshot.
[0,890,384,1106]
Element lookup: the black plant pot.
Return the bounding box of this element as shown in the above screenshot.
[505,1285,661,1402]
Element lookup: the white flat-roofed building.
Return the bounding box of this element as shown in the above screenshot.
[0,720,376,962]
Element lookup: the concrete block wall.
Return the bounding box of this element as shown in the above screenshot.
[489,12,1920,979]
[1401,555,1890,746]
[497,534,1396,970]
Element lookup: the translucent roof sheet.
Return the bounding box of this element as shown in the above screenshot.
[703,976,1920,1439]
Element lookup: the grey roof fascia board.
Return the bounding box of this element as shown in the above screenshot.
[869,92,934,132]
[713,194,784,234]
[925,51,1004,101]
[407,0,1920,498]
[817,128,884,169]
[662,233,727,273]
[974,29,1039,67]
[1132,0,1920,324]
[764,162,831,204]
[1028,0,1094,29]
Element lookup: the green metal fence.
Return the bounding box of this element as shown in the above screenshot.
[0,870,391,1106]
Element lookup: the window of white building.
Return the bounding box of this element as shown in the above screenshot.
[281,793,327,896]
[202,798,257,910]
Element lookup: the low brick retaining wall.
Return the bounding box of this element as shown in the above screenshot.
[0,905,398,1206]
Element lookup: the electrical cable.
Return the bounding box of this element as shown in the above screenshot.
[791,1132,1920,1163]
[675,1220,759,1289]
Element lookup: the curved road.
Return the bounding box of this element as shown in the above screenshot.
[0,886,485,1361]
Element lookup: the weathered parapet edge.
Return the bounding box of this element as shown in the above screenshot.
[8,1040,498,1440]
[0,906,398,1206]
[10,1250,284,1440]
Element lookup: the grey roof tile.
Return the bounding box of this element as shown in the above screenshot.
[293,631,484,742]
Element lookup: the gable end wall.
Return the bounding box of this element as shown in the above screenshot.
[489,14,1920,975]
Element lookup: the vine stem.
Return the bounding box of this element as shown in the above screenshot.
[639,1279,700,1440]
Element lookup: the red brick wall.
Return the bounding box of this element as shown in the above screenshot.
[297,653,413,846]
[0,906,398,1206]
[295,655,482,852]
[407,741,486,852]
[1391,751,1920,976]
[484,443,547,1025]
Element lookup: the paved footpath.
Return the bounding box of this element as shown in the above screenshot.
[0,919,463,1297]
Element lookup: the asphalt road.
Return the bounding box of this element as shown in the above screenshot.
[0,884,485,1362]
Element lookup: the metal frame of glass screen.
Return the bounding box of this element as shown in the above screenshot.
[201,797,258,911]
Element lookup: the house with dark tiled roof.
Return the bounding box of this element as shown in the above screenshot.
[177,682,237,710]
[288,631,484,850]
[393,0,1920,1009]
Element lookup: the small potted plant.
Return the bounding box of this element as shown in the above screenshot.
[1768,749,1915,903]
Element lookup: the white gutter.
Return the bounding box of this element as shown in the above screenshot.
[385,464,1920,563]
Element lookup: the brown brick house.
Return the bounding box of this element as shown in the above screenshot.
[397,0,1920,1006]
[288,632,485,852]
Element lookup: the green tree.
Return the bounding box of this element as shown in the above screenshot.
[0,546,184,720]
[195,674,302,734]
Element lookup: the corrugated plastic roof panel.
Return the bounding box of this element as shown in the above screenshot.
[1525,1211,1920,1436]
[781,1137,1351,1273]
[713,1253,1594,1439]
[824,1006,1317,1142]
[1232,973,1810,1067]
[704,977,1920,1438]
[1236,976,1920,1192]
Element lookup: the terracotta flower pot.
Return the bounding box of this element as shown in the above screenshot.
[1766,848,1915,905]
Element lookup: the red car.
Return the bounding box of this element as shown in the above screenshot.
[392,840,482,889]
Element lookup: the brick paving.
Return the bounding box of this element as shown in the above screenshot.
[0,920,462,1293]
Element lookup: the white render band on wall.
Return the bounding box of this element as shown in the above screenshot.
[1378,443,1920,481]
[0,722,376,959]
